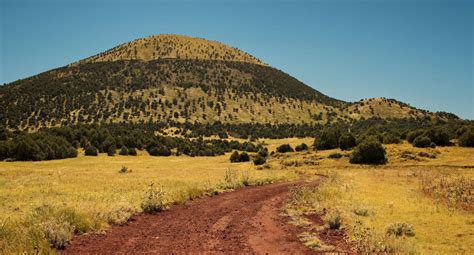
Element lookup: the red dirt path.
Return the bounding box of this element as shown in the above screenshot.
[64,181,352,254]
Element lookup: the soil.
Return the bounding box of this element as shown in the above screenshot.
[64,181,352,254]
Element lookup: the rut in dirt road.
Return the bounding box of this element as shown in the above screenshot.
[64,180,347,254]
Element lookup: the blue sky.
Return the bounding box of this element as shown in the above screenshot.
[1,0,473,119]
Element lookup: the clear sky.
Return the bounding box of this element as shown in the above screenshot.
[1,0,473,119]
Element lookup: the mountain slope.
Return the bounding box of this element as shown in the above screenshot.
[0,34,450,130]
[73,34,266,66]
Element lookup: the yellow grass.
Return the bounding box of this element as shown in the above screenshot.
[1,139,473,253]
[287,143,474,254]
[0,150,297,253]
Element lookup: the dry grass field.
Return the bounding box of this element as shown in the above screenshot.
[281,142,474,254]
[0,138,473,253]
[0,149,298,253]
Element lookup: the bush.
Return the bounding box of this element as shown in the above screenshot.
[230,151,240,163]
[258,148,269,157]
[314,128,340,150]
[382,133,401,144]
[385,222,415,237]
[425,128,450,146]
[107,146,116,156]
[328,152,343,159]
[119,166,132,173]
[350,137,387,164]
[141,183,166,213]
[326,211,342,230]
[295,143,308,152]
[406,130,424,143]
[459,129,474,147]
[229,151,250,162]
[84,146,98,156]
[0,141,10,160]
[413,136,432,148]
[339,133,356,150]
[40,219,74,249]
[128,147,137,156]
[276,144,294,153]
[253,155,266,165]
[148,146,171,156]
[119,146,128,155]
[13,137,44,161]
[239,152,250,162]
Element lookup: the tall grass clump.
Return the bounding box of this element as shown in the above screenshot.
[420,173,473,211]
[141,183,167,213]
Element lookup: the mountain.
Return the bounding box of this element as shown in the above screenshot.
[0,34,453,131]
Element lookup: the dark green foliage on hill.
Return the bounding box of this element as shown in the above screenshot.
[339,133,356,150]
[407,127,450,146]
[119,146,129,155]
[253,155,266,165]
[314,128,341,150]
[84,146,98,156]
[0,59,343,129]
[350,137,387,165]
[382,133,401,144]
[458,128,474,147]
[147,145,171,156]
[128,147,138,156]
[229,151,250,163]
[230,151,240,163]
[239,152,250,162]
[107,146,116,156]
[0,133,76,161]
[276,144,294,153]
[328,152,343,159]
[295,143,308,152]
[413,136,433,148]
[258,148,269,158]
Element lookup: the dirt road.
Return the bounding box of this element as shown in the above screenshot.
[64,181,350,254]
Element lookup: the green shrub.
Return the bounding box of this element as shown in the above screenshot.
[84,146,98,156]
[141,183,166,213]
[459,129,474,147]
[425,128,450,146]
[295,143,309,152]
[230,151,240,163]
[328,152,343,159]
[325,211,342,230]
[148,146,171,156]
[382,133,401,144]
[350,137,387,164]
[253,155,266,165]
[385,222,415,237]
[276,144,294,153]
[107,146,115,156]
[119,166,132,173]
[339,133,356,150]
[128,147,137,156]
[413,136,432,148]
[258,148,269,157]
[406,130,424,143]
[239,152,250,162]
[314,128,340,150]
[119,146,128,155]
[230,151,250,162]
